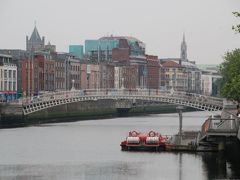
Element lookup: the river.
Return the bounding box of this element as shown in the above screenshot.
[0,111,240,180]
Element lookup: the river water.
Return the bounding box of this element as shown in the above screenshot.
[0,111,240,180]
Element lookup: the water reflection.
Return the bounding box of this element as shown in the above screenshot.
[1,151,240,180]
[0,162,143,180]
[200,146,240,179]
[161,149,240,180]
[178,153,183,180]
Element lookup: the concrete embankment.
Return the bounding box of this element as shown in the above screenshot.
[0,100,196,128]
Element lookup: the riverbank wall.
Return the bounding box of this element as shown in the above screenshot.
[0,100,196,128]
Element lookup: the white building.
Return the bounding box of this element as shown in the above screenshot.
[0,54,18,101]
[201,70,221,96]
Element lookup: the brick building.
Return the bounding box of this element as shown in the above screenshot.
[22,58,34,96]
[146,55,159,89]
[54,57,66,91]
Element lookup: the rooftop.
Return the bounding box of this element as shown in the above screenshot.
[99,36,143,43]
[161,61,181,68]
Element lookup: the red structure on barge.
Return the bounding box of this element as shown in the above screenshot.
[120,130,170,151]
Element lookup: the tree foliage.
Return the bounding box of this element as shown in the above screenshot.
[232,12,240,33]
[220,49,240,103]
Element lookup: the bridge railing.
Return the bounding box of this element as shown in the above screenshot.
[201,116,238,134]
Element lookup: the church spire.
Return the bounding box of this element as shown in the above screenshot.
[30,24,41,41]
[180,33,187,61]
[26,23,45,52]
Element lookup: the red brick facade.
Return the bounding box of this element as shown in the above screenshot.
[146,55,159,89]
[112,48,130,62]
[22,59,34,96]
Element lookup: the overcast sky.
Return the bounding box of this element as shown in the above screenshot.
[0,0,240,64]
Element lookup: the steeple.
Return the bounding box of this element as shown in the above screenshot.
[30,25,41,42]
[180,33,187,61]
[26,23,45,52]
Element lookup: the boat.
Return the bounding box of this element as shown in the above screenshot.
[120,130,169,151]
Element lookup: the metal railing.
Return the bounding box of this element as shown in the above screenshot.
[22,89,223,105]
[201,116,238,139]
[21,89,224,115]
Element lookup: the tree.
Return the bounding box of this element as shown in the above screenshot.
[219,49,240,103]
[232,12,240,33]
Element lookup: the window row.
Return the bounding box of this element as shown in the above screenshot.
[0,69,17,79]
[0,81,16,91]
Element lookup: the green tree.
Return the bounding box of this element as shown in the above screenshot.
[232,12,240,33]
[220,49,240,103]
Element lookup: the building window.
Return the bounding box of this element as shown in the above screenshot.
[13,70,16,78]
[4,81,7,90]
[9,82,12,91]
[4,70,7,78]
[9,70,12,78]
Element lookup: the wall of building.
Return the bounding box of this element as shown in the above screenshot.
[99,63,114,89]
[68,58,81,90]
[202,73,221,96]
[54,59,65,91]
[22,59,34,96]
[0,54,18,101]
[69,45,84,59]
[114,65,138,89]
[146,55,159,89]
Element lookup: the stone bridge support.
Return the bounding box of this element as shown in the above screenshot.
[0,104,24,127]
[115,100,133,114]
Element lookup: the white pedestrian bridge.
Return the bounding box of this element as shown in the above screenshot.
[22,89,224,115]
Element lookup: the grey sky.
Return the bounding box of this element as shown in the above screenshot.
[0,0,240,64]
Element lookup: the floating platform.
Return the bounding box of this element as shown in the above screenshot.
[121,130,220,152]
[120,130,169,151]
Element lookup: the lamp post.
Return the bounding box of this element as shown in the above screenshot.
[176,106,184,145]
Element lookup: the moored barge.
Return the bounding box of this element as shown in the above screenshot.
[120,130,170,151]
